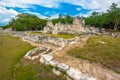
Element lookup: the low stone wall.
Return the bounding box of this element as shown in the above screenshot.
[10,31,80,46]
[40,54,96,80]
[24,46,96,80]
[24,47,51,60]
[102,32,120,38]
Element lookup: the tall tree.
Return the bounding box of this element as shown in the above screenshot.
[6,13,47,31]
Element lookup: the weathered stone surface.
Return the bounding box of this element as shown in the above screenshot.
[40,57,45,63]
[0,27,3,31]
[24,50,32,58]
[52,68,61,76]
[42,17,86,34]
[67,67,81,80]
[31,56,39,60]
[43,20,54,33]
[41,54,53,62]
[10,31,82,46]
[57,63,69,71]
[80,73,96,80]
[24,47,51,60]
[4,28,12,32]
[49,60,59,67]
[73,17,84,32]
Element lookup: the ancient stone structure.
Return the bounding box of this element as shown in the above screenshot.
[0,27,3,31]
[72,17,84,32]
[43,17,85,34]
[4,28,12,32]
[10,31,79,46]
[43,20,54,33]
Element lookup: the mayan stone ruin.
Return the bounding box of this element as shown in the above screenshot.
[43,17,85,34]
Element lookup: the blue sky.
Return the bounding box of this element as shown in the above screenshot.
[0,0,120,26]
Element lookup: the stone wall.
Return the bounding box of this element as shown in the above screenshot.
[10,31,78,46]
[24,46,97,80]
[101,32,120,38]
[0,27,3,31]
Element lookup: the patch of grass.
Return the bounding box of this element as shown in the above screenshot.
[28,31,76,39]
[47,33,75,39]
[68,36,120,73]
[28,31,42,35]
[14,60,66,80]
[0,34,34,80]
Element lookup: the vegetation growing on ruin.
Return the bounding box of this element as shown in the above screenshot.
[68,36,120,73]
[14,60,66,80]
[47,33,75,39]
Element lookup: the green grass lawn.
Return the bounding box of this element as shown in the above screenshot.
[0,34,66,80]
[47,33,75,39]
[68,36,120,73]
[28,31,42,34]
[0,34,34,80]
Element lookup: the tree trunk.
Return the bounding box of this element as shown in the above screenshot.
[114,19,119,31]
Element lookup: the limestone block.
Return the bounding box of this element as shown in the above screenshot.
[87,77,96,80]
[57,47,63,51]
[52,68,61,76]
[49,60,59,67]
[67,67,81,80]
[40,57,45,63]
[31,56,39,60]
[57,63,69,71]
[70,41,76,45]
[41,54,53,62]
[24,50,32,57]
[81,73,89,80]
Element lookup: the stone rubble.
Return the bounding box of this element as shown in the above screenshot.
[57,63,70,72]
[24,45,97,80]
[52,68,61,76]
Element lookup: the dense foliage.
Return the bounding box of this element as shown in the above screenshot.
[6,14,47,31]
[85,3,120,31]
[52,14,73,24]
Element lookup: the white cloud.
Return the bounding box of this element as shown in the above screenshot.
[59,0,120,16]
[0,0,59,8]
[0,0,120,13]
[76,8,81,11]
[0,0,120,10]
[0,7,19,25]
[24,11,47,19]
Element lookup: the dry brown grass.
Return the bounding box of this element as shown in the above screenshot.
[68,36,120,73]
